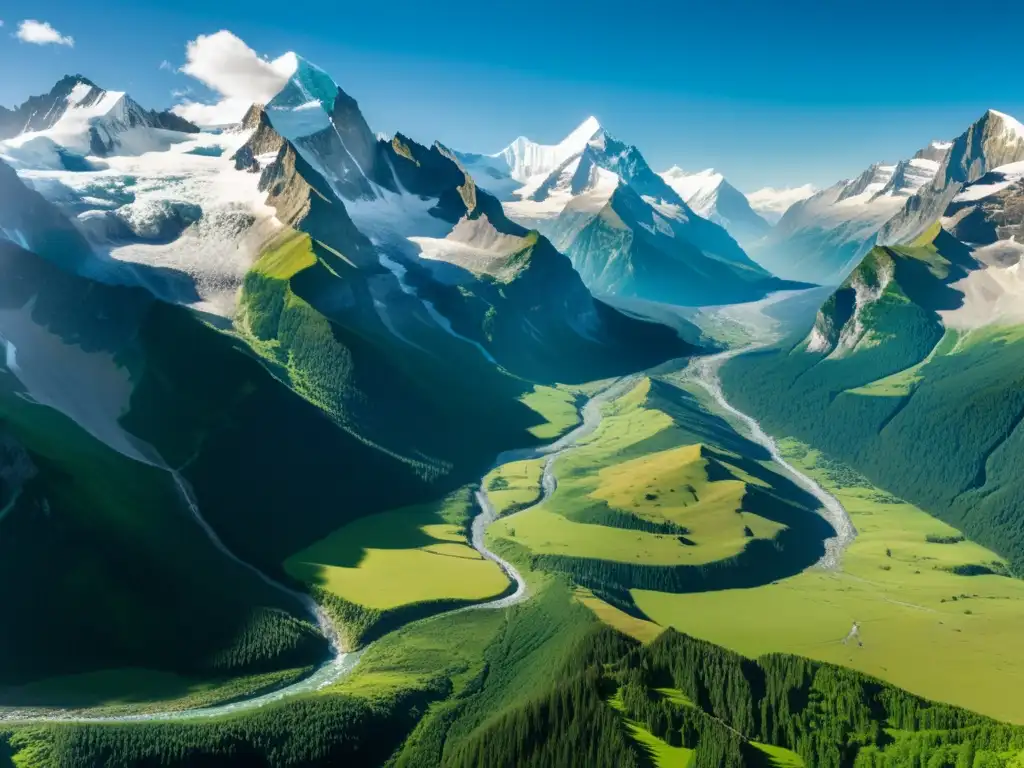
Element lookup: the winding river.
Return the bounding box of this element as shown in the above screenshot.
[2,346,855,723]
[686,347,857,570]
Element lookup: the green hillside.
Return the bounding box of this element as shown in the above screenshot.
[486,375,832,611]
[721,227,1024,572]
[6,582,1021,768]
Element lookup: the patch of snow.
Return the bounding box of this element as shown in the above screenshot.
[639,210,675,239]
[0,228,29,250]
[953,161,1024,202]
[0,298,163,466]
[377,250,497,364]
[989,109,1024,142]
[659,166,723,215]
[66,82,95,106]
[410,214,528,277]
[507,160,619,226]
[17,129,281,316]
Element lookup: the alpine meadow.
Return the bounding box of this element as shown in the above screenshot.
[4,5,1024,766]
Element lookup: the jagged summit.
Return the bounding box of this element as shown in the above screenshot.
[495,116,602,183]
[0,74,200,167]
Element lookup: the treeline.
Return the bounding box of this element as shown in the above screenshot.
[1,683,449,768]
[6,610,1022,766]
[570,504,690,535]
[313,583,514,651]
[444,667,640,768]
[444,626,1024,768]
[205,607,325,672]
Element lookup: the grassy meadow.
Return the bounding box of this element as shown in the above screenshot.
[484,458,545,517]
[634,437,1024,724]
[488,377,799,570]
[283,490,509,612]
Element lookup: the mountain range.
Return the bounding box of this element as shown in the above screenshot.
[658,166,772,247]
[722,108,1024,574]
[461,119,803,306]
[0,59,690,688]
[5,40,1024,768]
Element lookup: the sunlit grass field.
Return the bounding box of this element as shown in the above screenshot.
[284,491,509,611]
[634,438,1024,724]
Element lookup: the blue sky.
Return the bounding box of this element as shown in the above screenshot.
[2,0,1023,191]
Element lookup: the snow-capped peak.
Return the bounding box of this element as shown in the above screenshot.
[562,116,602,152]
[263,53,341,141]
[494,116,602,183]
[659,167,724,214]
[986,109,1024,141]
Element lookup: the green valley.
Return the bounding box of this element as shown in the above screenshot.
[4,32,1024,768]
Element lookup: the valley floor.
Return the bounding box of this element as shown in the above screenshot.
[634,432,1024,724]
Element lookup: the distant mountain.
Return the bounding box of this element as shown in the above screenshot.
[721,137,1024,574]
[660,166,772,246]
[750,142,948,285]
[455,117,601,200]
[0,75,197,170]
[474,122,800,306]
[746,184,817,224]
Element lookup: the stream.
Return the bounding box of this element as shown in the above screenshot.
[685,347,857,570]
[2,344,854,722]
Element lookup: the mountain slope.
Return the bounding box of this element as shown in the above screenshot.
[660,166,771,246]
[0,233,328,687]
[0,61,692,692]
[879,109,1024,246]
[721,172,1024,573]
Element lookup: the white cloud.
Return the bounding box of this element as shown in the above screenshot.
[17,19,74,47]
[170,31,297,126]
[159,59,173,71]
[172,98,254,127]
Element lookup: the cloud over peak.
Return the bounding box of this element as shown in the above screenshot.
[171,31,296,126]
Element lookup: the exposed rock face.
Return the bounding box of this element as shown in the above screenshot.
[233,107,378,268]
[944,174,1024,247]
[149,110,200,134]
[914,140,953,164]
[880,110,1024,245]
[0,75,99,139]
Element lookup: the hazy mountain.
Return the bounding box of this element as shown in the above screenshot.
[746,184,817,223]
[455,116,601,200]
[750,143,947,285]
[660,166,772,246]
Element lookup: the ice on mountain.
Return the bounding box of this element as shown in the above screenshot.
[266,100,331,142]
